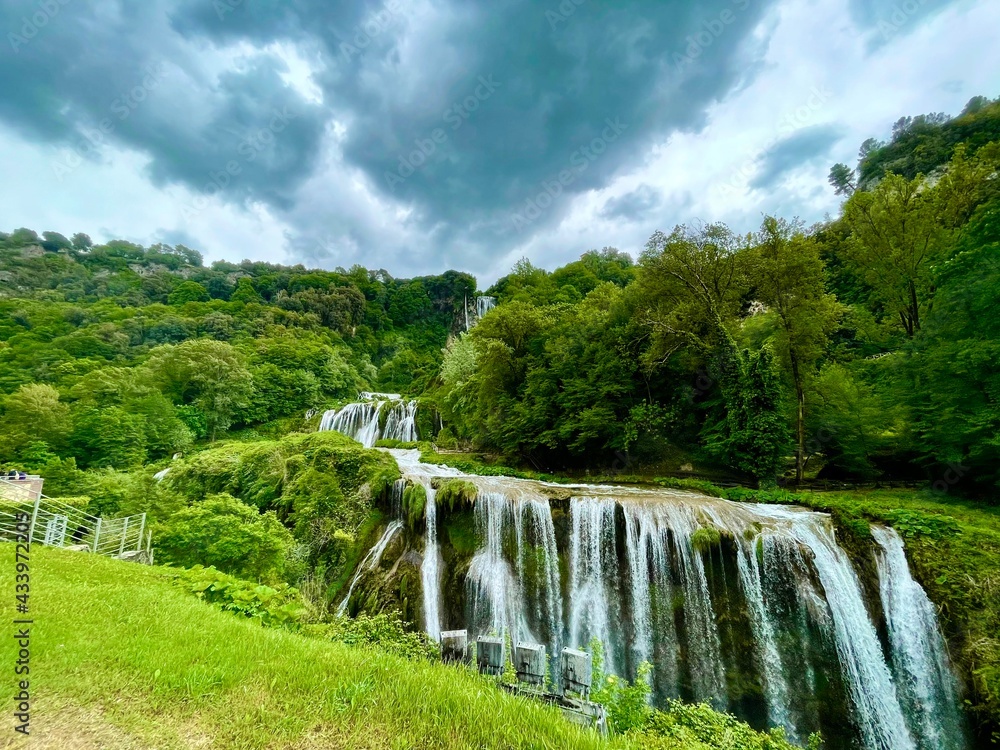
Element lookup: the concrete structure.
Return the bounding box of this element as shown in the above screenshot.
[0,475,43,503]
[560,648,592,697]
[515,643,546,686]
[441,630,468,664]
[476,636,504,676]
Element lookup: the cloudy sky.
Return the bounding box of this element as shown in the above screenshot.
[1,0,998,285]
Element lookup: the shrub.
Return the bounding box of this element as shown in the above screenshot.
[156,493,295,581]
[174,565,308,627]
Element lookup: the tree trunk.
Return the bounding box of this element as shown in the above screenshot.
[791,354,805,485]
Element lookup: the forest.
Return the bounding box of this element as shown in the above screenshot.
[5,97,998,497]
[2,95,1000,749]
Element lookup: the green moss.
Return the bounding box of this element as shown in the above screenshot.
[445,514,479,557]
[435,478,478,511]
[402,483,427,531]
[691,526,722,553]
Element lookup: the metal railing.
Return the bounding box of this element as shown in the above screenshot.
[0,477,151,559]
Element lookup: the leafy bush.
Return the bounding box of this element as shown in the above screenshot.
[305,612,439,661]
[588,638,653,734]
[156,493,296,582]
[639,700,821,749]
[174,565,308,627]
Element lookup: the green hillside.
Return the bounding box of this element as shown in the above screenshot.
[0,547,805,750]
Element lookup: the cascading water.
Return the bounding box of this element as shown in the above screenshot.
[476,295,496,319]
[392,450,464,643]
[338,480,406,616]
[319,392,418,447]
[873,526,966,749]
[568,497,623,676]
[341,450,968,750]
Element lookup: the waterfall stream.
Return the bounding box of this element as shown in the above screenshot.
[873,526,966,749]
[331,422,967,750]
[319,392,419,447]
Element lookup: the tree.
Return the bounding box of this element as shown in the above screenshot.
[70,232,92,250]
[155,494,294,581]
[842,172,943,337]
[828,163,856,196]
[144,340,254,440]
[0,384,71,456]
[168,281,210,305]
[751,217,842,483]
[230,277,263,304]
[637,223,749,363]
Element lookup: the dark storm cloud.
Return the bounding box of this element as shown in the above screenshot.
[1,0,856,272]
[749,124,845,191]
[599,184,663,222]
[0,1,327,208]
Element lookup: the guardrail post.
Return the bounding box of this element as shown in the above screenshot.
[92,517,102,553]
[118,516,130,556]
[135,513,146,552]
[28,495,41,545]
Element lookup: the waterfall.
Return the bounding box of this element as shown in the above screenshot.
[788,515,916,750]
[476,295,496,319]
[420,479,443,642]
[340,450,967,750]
[383,400,418,443]
[467,491,563,658]
[337,480,406,616]
[468,492,532,643]
[568,497,622,675]
[873,526,966,749]
[658,503,728,708]
[622,503,679,697]
[319,392,418,447]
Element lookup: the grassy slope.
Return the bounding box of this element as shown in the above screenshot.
[0,547,629,750]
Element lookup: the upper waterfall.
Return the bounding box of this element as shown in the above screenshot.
[319,392,418,447]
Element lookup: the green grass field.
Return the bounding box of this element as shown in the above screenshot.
[0,546,630,750]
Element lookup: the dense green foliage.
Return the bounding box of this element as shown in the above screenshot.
[431,99,1000,495]
[0,233,473,469]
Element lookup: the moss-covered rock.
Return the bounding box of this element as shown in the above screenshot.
[433,478,478,511]
[402,483,427,531]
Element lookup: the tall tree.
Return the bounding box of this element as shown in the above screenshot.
[841,173,943,337]
[751,217,842,483]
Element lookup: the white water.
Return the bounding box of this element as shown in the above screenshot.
[319,392,418,447]
[568,497,622,675]
[333,438,966,750]
[392,450,464,643]
[873,526,966,749]
[476,295,496,319]
[337,520,403,616]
